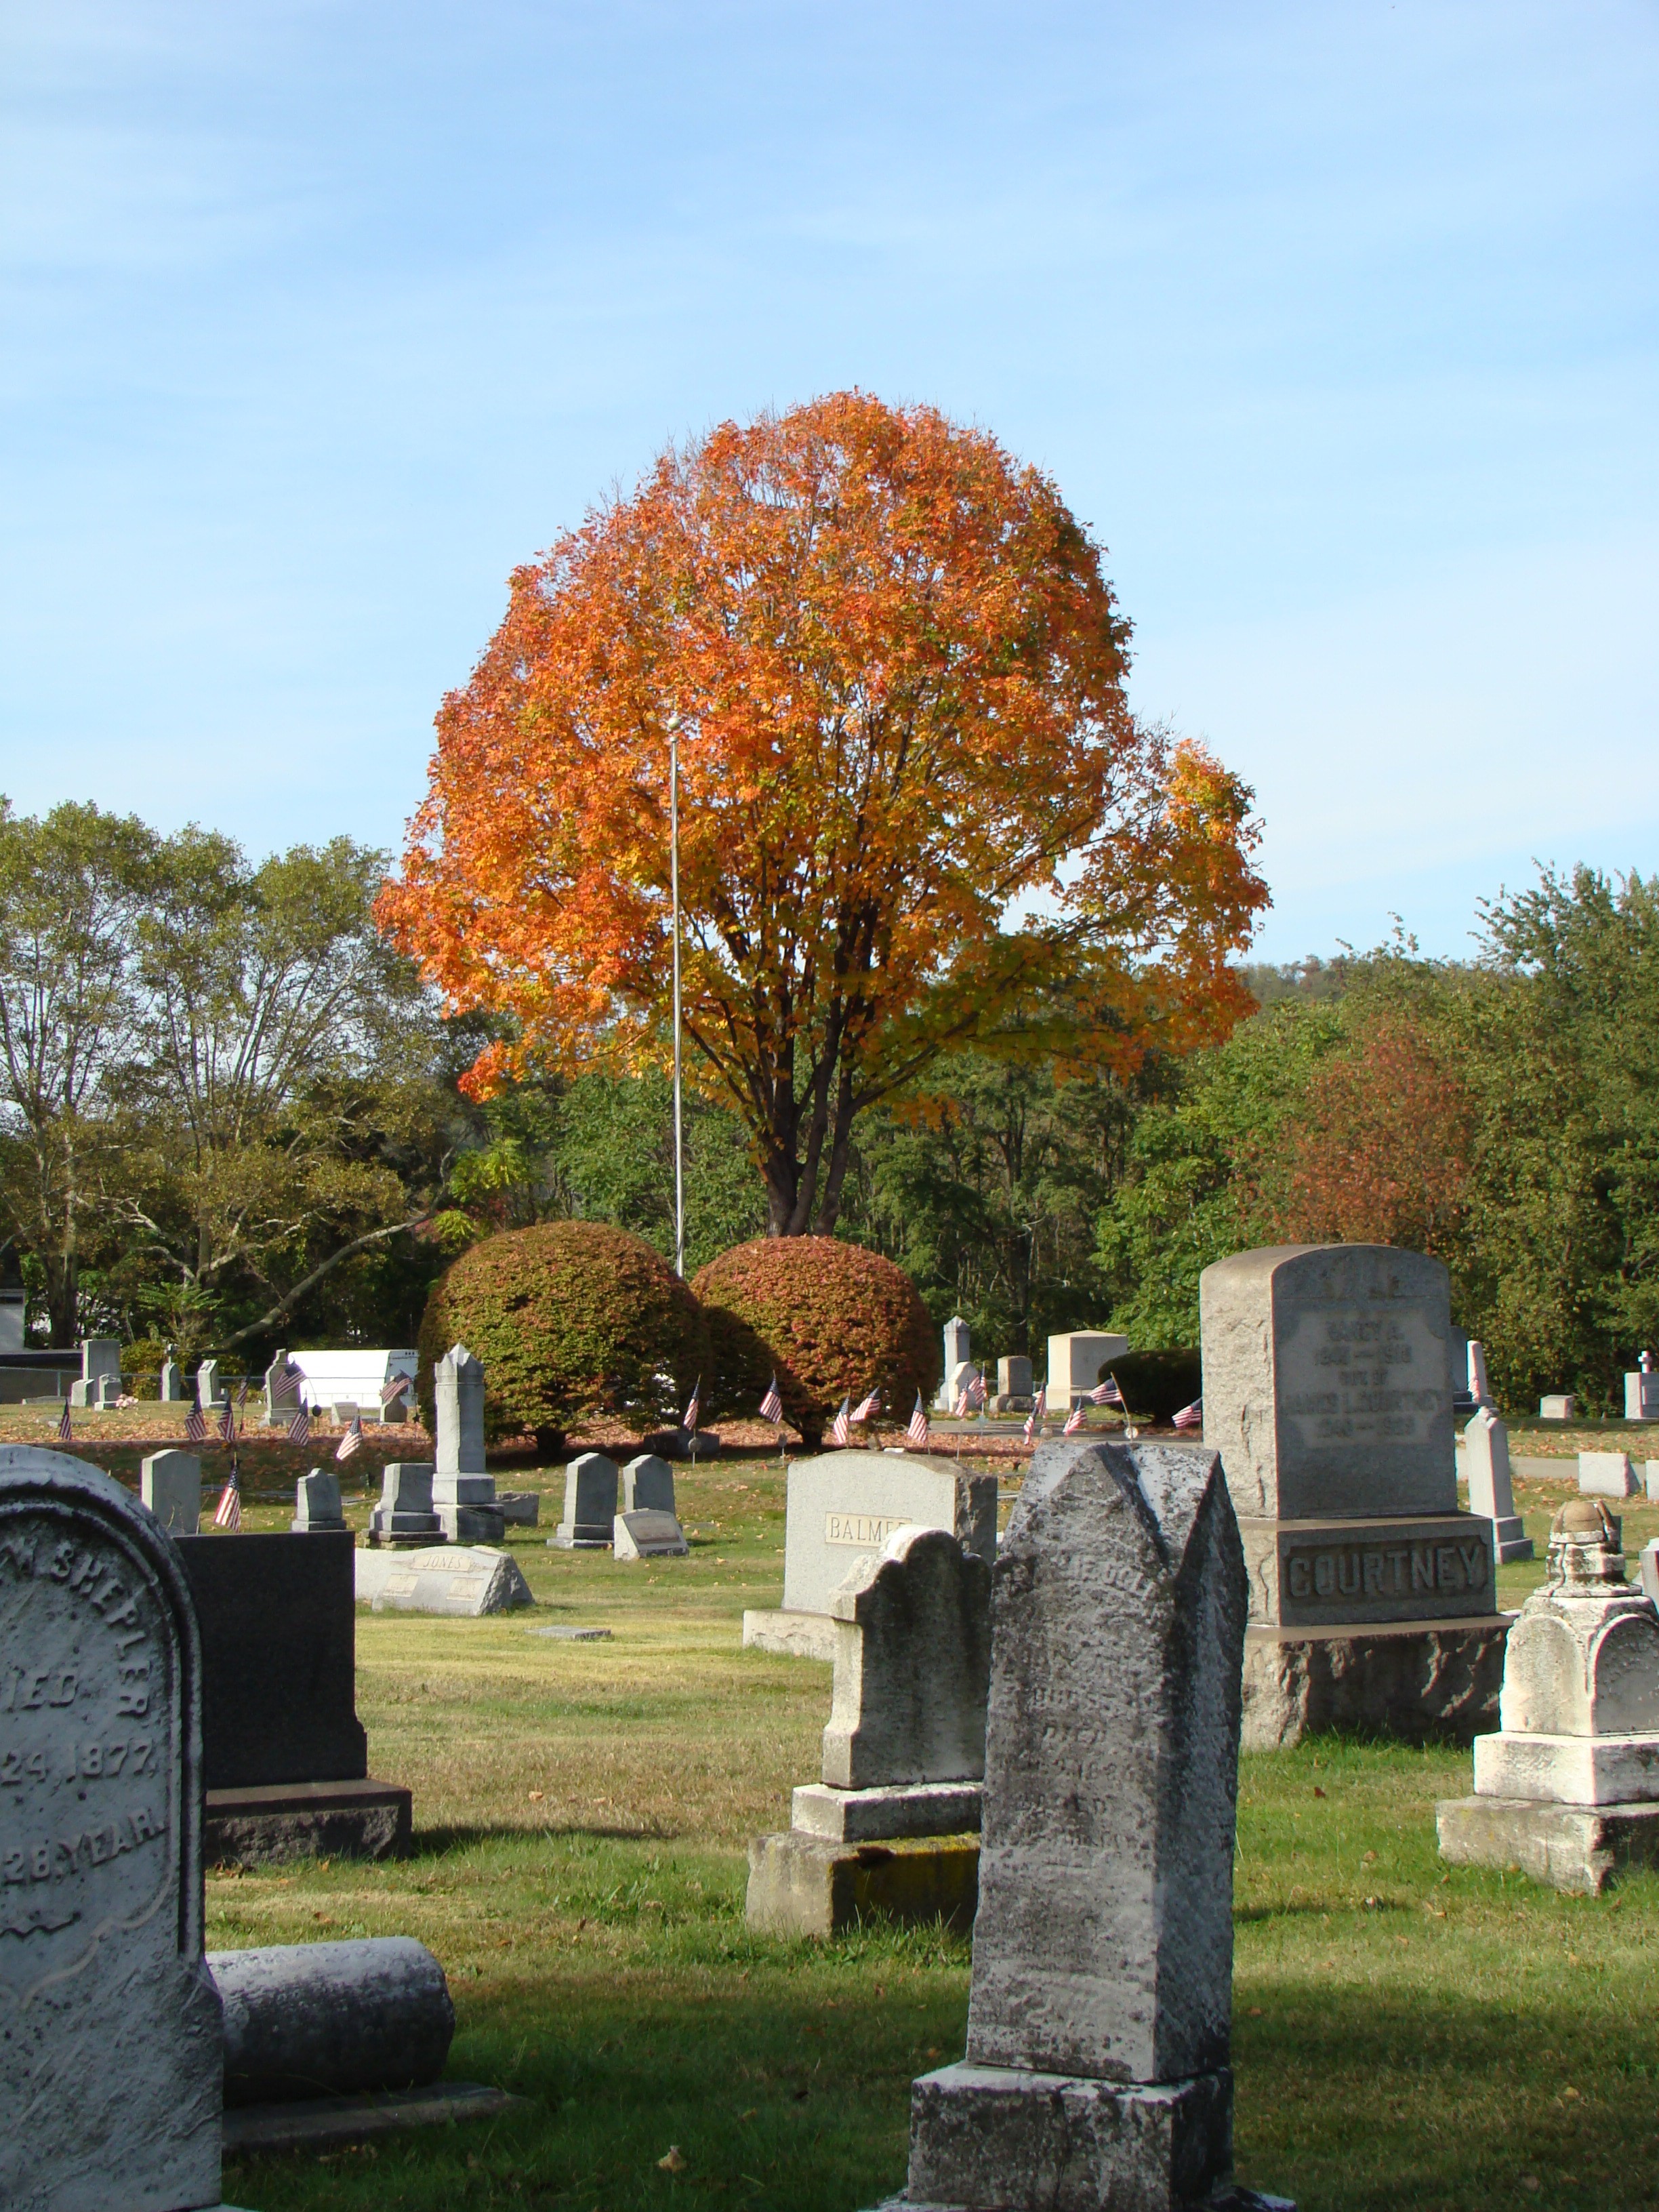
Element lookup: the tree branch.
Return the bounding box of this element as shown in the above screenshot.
[214,1214,431,1349]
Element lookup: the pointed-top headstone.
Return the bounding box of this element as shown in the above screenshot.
[434,1344,486,1476]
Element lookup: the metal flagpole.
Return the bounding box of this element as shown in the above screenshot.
[668,715,686,1279]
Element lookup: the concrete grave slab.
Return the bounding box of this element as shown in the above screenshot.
[355,1544,532,1616]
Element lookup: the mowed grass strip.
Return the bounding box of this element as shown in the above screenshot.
[66,1442,1643,2212]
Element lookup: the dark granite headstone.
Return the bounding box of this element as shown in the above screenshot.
[176,1530,367,1788]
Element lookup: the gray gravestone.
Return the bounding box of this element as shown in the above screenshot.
[141,1449,202,1535]
[433,1344,501,1540]
[94,1374,120,1410]
[1200,1242,1504,1750]
[1462,1408,1532,1561]
[1580,1451,1639,1498]
[878,1436,1250,2212]
[159,1357,184,1403]
[821,1525,991,1790]
[613,1508,689,1559]
[434,1344,487,1475]
[550,1453,619,1549]
[68,1336,122,1408]
[195,1357,222,1409]
[367,1461,444,1547]
[0,1445,224,2209]
[1044,1330,1129,1409]
[354,1545,532,1616]
[292,1469,346,1532]
[262,1349,298,1426]
[936,1315,971,1408]
[622,1454,677,1515]
[996,1355,1033,1401]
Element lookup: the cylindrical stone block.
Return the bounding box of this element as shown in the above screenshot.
[209,1936,454,2104]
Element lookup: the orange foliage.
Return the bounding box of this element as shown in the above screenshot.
[1256,1021,1476,1254]
[378,392,1269,1232]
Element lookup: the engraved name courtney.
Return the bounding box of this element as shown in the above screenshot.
[1284,1540,1490,1602]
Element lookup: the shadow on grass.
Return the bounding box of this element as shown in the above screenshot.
[413,1820,686,1852]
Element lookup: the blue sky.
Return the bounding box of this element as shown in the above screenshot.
[2,1,1654,962]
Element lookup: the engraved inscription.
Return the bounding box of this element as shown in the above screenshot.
[1278,1306,1446,1452]
[0,1511,174,1995]
[825,1512,909,1549]
[1283,1537,1488,1605]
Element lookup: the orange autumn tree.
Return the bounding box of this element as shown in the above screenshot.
[379,392,1270,1235]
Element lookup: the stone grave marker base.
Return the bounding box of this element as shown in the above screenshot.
[224,2080,522,2156]
[792,1779,983,1843]
[1437,1793,1659,1895]
[1242,1616,1509,1750]
[205,1776,413,1866]
[741,1605,838,1659]
[871,2059,1251,2212]
[745,1830,979,1939]
[355,1544,533,1615]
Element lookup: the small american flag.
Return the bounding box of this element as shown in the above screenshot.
[851,1389,881,1425]
[681,1378,700,1433]
[185,1401,207,1444]
[1088,1376,1124,1406]
[287,1404,310,1446]
[830,1395,852,1447]
[1172,1396,1203,1431]
[1063,1401,1086,1435]
[966,1370,987,1411]
[382,1371,411,1408]
[234,1378,249,1408]
[335,1416,364,1461]
[56,1401,73,1442]
[213,1469,241,1531]
[1023,1386,1046,1445]
[218,1397,237,1443]
[759,1374,783,1424]
[906,1393,929,1448]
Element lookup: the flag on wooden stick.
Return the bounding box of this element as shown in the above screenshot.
[759,1375,783,1425]
[218,1397,237,1444]
[851,1389,881,1425]
[1063,1401,1086,1435]
[1172,1397,1203,1431]
[1088,1376,1124,1406]
[287,1404,310,1446]
[1023,1387,1046,1446]
[185,1401,207,1445]
[336,1416,364,1461]
[56,1401,73,1442]
[906,1393,929,1448]
[213,1466,241,1531]
[681,1378,700,1434]
[830,1396,852,1447]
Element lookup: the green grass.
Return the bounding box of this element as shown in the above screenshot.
[26,1427,1659,2208]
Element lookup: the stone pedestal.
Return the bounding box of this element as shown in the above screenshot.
[745,1831,980,1940]
[1437,1498,1659,1892]
[432,1474,505,1544]
[1241,1618,1510,1751]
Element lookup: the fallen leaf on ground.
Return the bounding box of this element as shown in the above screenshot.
[659,2146,686,2172]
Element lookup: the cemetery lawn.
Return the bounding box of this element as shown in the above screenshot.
[36,1433,1659,2212]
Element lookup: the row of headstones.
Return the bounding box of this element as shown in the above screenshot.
[933,1317,1130,1412]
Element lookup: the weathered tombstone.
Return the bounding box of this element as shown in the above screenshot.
[613,1508,689,1559]
[1202,1243,1505,1750]
[176,1526,409,1864]
[142,1448,203,1535]
[935,1315,972,1408]
[622,1452,677,1515]
[1580,1450,1639,1499]
[1044,1328,1129,1410]
[1539,1393,1577,1420]
[212,1934,454,2103]
[497,1491,539,1526]
[432,1343,502,1541]
[550,1452,619,1549]
[195,1357,223,1409]
[0,1446,223,2209]
[749,1525,991,1937]
[68,1334,121,1408]
[159,1356,184,1403]
[870,1435,1272,2212]
[355,1544,533,1616]
[367,1461,445,1548]
[1439,1498,1659,1893]
[996,1355,1033,1405]
[1626,1353,1659,1421]
[292,1469,346,1532]
[743,1450,998,1659]
[262,1349,298,1427]
[94,1372,121,1409]
[1463,1408,1532,1561]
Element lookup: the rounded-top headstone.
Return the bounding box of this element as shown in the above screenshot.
[0,1445,222,2210]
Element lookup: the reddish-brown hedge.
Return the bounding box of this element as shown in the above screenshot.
[692,1236,939,1446]
[417,1222,708,1448]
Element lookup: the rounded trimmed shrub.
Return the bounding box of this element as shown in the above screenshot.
[1110,1349,1203,1423]
[416,1222,708,1450]
[693,1235,940,1447]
